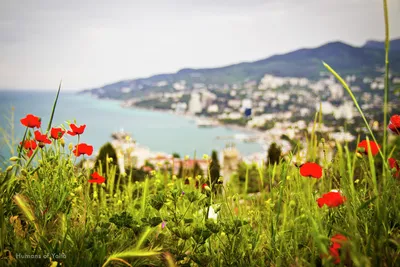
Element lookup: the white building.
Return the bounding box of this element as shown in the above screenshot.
[175,102,187,113]
[188,93,203,114]
[207,104,219,113]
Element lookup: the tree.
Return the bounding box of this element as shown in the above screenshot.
[172,152,181,159]
[193,160,203,178]
[267,142,281,166]
[95,142,119,174]
[209,150,220,186]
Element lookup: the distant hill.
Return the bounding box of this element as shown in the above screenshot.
[81,39,400,99]
[363,38,400,50]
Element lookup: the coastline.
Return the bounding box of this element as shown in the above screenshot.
[117,99,264,136]
[84,94,266,156]
[84,94,261,135]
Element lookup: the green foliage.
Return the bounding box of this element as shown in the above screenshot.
[267,142,282,165]
[236,161,264,193]
[219,118,248,126]
[172,152,181,159]
[209,150,220,186]
[259,120,275,131]
[94,142,119,174]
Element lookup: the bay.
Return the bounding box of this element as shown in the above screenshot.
[0,90,262,162]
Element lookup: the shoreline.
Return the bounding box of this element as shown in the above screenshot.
[84,94,262,135]
[118,100,264,136]
[86,94,266,156]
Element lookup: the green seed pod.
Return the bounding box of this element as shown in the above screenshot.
[6,165,13,172]
[9,156,19,162]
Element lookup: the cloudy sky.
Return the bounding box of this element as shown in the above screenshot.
[0,0,399,91]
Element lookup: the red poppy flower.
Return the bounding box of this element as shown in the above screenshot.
[299,162,323,179]
[20,140,38,150]
[51,127,65,139]
[388,115,400,135]
[88,172,106,184]
[67,124,86,136]
[20,140,37,157]
[357,140,380,156]
[317,191,346,208]
[388,158,400,178]
[34,130,51,146]
[329,234,348,264]
[331,234,347,247]
[73,143,93,156]
[20,114,41,128]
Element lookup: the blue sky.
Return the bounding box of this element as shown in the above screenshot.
[0,0,399,91]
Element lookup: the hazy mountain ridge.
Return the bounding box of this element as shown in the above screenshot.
[81,38,400,99]
[363,38,400,50]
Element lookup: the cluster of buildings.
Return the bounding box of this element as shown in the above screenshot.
[115,71,400,164]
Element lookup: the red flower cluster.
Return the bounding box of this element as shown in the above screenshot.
[67,124,86,136]
[89,172,106,184]
[51,127,65,139]
[20,114,41,128]
[388,115,400,135]
[317,191,346,208]
[34,130,51,148]
[299,162,323,179]
[357,140,380,156]
[73,143,93,156]
[388,158,400,178]
[20,140,37,158]
[325,234,348,264]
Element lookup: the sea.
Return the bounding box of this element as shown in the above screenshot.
[0,90,263,163]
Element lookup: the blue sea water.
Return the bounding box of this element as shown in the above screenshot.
[0,90,262,162]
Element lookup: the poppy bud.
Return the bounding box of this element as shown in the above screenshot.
[6,165,13,172]
[38,142,45,148]
[203,184,211,191]
[357,147,366,153]
[60,138,65,147]
[68,143,73,151]
[356,152,363,159]
[107,157,113,163]
[9,156,19,162]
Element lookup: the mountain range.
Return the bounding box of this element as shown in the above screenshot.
[82,38,400,99]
